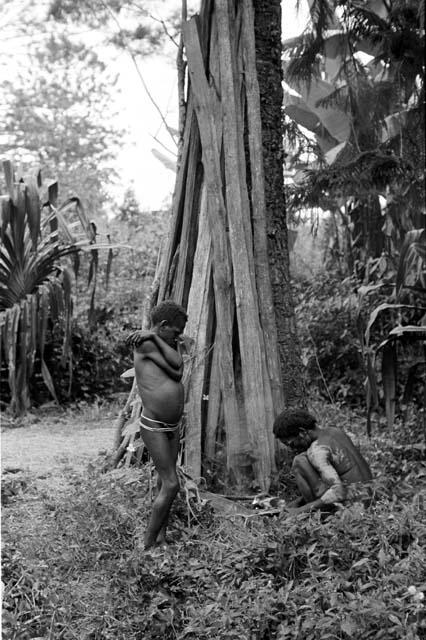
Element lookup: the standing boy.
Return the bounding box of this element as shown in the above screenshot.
[127,300,188,549]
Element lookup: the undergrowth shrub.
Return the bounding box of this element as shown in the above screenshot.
[3,423,425,640]
[294,274,365,406]
[28,322,131,405]
[0,320,132,409]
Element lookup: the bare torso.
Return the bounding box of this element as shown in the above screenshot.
[315,427,372,484]
[134,336,184,424]
[292,426,372,505]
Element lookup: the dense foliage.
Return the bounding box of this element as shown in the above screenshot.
[0,165,126,414]
[285,0,425,425]
[293,274,364,405]
[0,166,85,413]
[292,229,425,422]
[284,0,424,265]
[2,405,425,639]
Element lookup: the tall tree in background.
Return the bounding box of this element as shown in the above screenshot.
[0,34,123,218]
[253,0,305,407]
[283,0,424,273]
[47,0,169,51]
[45,0,306,410]
[112,0,306,491]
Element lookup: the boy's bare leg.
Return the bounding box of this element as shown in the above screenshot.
[140,429,180,549]
[155,430,180,545]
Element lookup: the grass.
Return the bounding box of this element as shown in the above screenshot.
[2,403,426,640]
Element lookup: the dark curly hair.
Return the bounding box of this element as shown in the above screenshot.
[273,409,317,440]
[151,300,188,327]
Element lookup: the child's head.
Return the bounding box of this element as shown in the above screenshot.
[151,301,188,347]
[273,409,317,444]
[151,300,188,328]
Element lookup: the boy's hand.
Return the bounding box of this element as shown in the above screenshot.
[178,334,194,355]
[126,330,154,347]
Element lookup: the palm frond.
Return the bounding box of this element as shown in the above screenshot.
[396,229,426,299]
[285,31,323,86]
[314,83,350,110]
[287,150,414,211]
[309,0,337,40]
[344,4,389,44]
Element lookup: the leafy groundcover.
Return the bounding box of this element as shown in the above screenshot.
[2,410,425,640]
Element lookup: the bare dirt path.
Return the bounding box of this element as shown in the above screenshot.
[1,405,117,475]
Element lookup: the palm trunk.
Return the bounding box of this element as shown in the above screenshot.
[253,0,305,407]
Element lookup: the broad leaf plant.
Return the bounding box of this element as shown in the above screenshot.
[0,161,101,415]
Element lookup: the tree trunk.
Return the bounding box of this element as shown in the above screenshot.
[114,0,304,486]
[253,0,305,407]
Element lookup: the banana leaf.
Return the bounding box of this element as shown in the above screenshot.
[3,160,15,200]
[365,348,379,436]
[105,235,113,290]
[16,298,31,412]
[364,303,419,346]
[37,284,58,403]
[3,305,20,413]
[396,229,426,298]
[1,196,11,241]
[298,78,351,142]
[381,342,396,429]
[388,325,426,339]
[61,267,73,368]
[151,148,177,172]
[25,178,41,251]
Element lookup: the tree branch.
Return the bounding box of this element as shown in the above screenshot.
[96,0,178,149]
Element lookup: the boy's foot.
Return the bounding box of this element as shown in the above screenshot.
[134,531,169,556]
[143,546,167,559]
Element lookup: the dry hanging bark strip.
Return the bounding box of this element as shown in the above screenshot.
[183,16,243,481]
[172,115,203,306]
[113,0,283,491]
[184,185,213,478]
[215,0,275,487]
[158,97,195,302]
[204,344,221,460]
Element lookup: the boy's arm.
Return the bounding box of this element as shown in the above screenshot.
[307,441,346,505]
[288,443,346,514]
[149,334,182,370]
[126,329,155,346]
[134,340,183,381]
[127,330,182,370]
[288,497,327,514]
